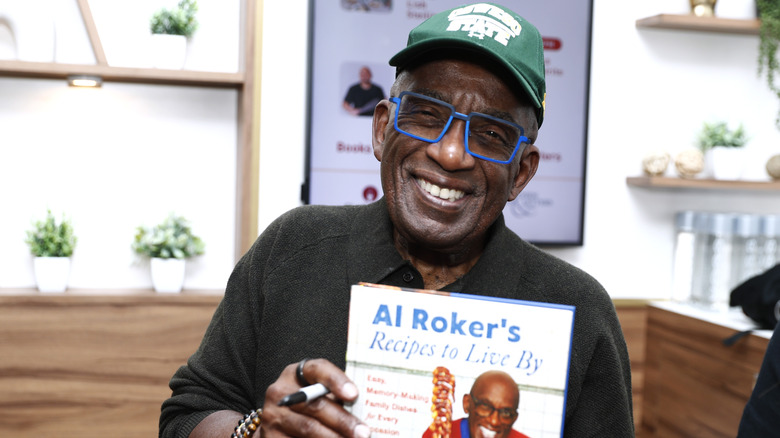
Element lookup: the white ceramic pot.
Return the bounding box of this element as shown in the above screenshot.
[707,146,745,180]
[149,34,187,69]
[150,257,186,293]
[33,257,71,293]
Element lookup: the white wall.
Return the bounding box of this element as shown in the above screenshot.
[257,0,780,300]
[256,1,309,233]
[559,0,780,299]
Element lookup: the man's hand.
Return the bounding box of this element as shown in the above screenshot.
[261,358,371,438]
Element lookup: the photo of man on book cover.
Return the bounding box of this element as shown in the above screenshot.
[423,368,530,438]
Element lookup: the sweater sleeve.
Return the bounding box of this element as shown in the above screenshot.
[564,296,635,437]
[159,222,276,438]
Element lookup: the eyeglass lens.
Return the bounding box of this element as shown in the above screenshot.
[471,395,518,423]
[394,92,524,163]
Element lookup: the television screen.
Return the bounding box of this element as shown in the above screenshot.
[304,0,592,246]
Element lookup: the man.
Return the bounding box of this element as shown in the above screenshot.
[422,370,529,438]
[160,3,634,438]
[343,66,385,116]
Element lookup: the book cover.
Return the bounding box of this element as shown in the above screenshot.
[345,283,575,438]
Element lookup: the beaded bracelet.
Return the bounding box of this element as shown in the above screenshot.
[232,408,262,438]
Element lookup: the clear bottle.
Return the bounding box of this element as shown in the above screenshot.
[757,215,780,272]
[730,214,760,289]
[690,212,712,306]
[697,213,734,311]
[671,211,697,303]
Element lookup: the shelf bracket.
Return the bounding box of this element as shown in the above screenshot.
[76,0,108,66]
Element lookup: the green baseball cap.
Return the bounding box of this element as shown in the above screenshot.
[389,2,546,126]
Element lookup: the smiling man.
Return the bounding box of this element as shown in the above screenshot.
[423,370,529,438]
[372,53,539,291]
[461,371,526,438]
[160,3,634,438]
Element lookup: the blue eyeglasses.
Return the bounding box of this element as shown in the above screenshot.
[389,91,528,164]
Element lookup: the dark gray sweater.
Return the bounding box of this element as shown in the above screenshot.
[160,200,634,437]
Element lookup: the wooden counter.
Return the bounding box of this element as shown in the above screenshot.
[640,302,772,438]
[0,289,222,436]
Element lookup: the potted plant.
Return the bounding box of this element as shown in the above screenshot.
[149,0,199,69]
[132,213,205,293]
[757,0,780,128]
[25,210,77,293]
[697,121,748,180]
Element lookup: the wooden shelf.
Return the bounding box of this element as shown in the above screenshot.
[627,176,780,191]
[0,1,245,89]
[0,60,245,88]
[636,14,760,35]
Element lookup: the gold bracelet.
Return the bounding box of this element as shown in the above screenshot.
[232,408,262,438]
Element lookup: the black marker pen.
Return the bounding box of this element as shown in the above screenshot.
[277,383,330,406]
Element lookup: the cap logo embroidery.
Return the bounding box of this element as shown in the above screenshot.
[446,4,521,46]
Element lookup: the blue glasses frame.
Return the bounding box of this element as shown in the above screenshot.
[389,91,528,164]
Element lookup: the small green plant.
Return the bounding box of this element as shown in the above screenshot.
[150,0,199,37]
[25,210,77,257]
[132,213,205,259]
[697,121,747,152]
[757,0,780,128]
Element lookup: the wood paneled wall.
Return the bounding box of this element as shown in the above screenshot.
[0,291,222,436]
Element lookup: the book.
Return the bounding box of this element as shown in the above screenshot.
[345,283,575,438]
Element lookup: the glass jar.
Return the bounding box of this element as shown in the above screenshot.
[730,214,760,289]
[758,215,780,272]
[672,211,697,303]
[693,213,734,311]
